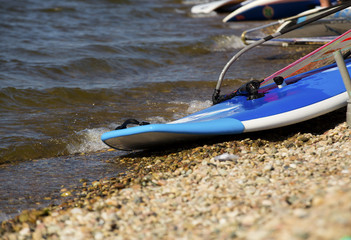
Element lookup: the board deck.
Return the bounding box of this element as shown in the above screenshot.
[101,30,351,151]
[223,0,320,22]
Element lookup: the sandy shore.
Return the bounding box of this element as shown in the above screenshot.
[1,108,351,240]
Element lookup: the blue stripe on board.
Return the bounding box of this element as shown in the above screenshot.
[101,118,245,141]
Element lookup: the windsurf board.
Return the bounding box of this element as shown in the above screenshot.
[191,0,245,14]
[223,0,321,22]
[101,29,351,151]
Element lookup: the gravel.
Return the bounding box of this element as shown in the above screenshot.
[1,108,351,240]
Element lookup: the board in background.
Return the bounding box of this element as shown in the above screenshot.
[223,0,322,22]
[242,7,351,46]
[191,0,245,14]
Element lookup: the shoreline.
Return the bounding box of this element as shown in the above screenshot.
[1,108,351,239]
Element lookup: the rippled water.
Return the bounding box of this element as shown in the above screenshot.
[0,0,318,221]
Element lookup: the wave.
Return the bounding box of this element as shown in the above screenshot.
[212,35,246,51]
[182,0,209,5]
[0,82,219,165]
[66,128,111,154]
[65,99,213,155]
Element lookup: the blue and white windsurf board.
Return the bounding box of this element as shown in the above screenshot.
[191,0,245,14]
[101,30,351,150]
[223,0,322,22]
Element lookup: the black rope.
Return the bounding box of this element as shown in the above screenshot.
[115,119,150,130]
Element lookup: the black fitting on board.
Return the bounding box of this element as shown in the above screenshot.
[237,79,265,100]
[212,79,265,104]
[273,76,287,88]
[212,89,221,105]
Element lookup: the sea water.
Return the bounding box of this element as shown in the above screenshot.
[0,0,316,221]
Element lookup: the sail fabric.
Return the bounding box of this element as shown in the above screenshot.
[262,29,351,86]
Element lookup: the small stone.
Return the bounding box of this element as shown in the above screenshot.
[262,200,272,207]
[293,208,308,218]
[134,196,143,204]
[297,135,310,142]
[61,191,72,197]
[218,169,228,176]
[214,153,239,162]
[94,232,104,240]
[286,195,298,205]
[263,164,274,172]
[71,208,83,215]
[312,196,324,206]
[289,164,297,169]
[19,227,30,237]
[256,177,269,184]
[241,215,256,226]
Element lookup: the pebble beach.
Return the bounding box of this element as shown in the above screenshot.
[1,107,351,240]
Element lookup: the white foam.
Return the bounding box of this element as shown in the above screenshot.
[67,128,110,154]
[183,0,210,5]
[186,100,212,114]
[212,35,245,51]
[190,11,218,18]
[170,99,212,122]
[146,116,168,124]
[66,101,212,155]
[214,153,239,161]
